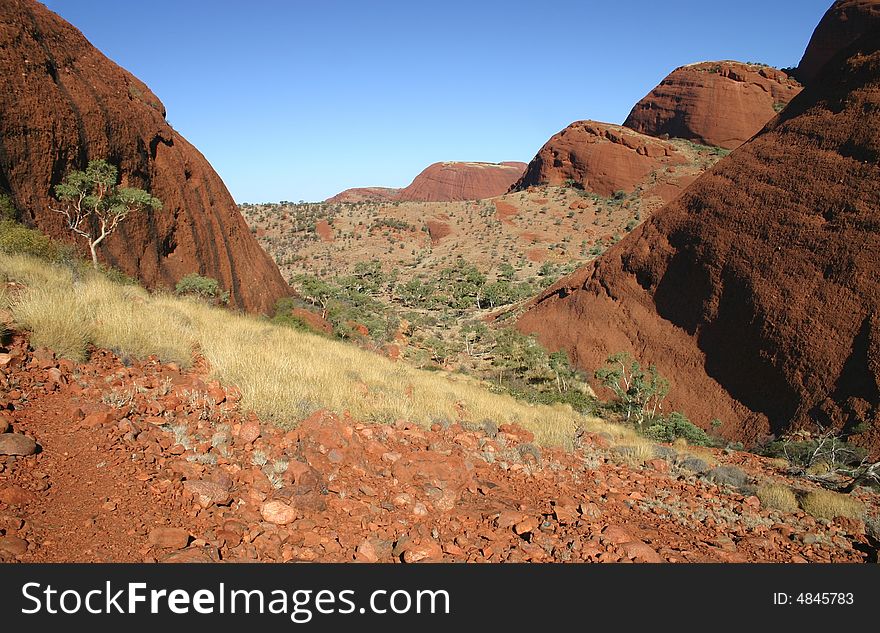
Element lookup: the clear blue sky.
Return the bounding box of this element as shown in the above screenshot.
[43,0,830,203]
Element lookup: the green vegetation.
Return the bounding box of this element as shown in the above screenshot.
[0,192,17,222]
[175,273,229,304]
[595,352,669,428]
[0,220,71,262]
[645,411,710,446]
[51,159,162,269]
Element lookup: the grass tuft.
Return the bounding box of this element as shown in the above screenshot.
[756,483,800,513]
[799,489,865,521]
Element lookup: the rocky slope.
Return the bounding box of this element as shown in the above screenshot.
[518,29,880,457]
[510,121,703,201]
[623,61,802,150]
[1,337,874,562]
[327,161,527,203]
[0,0,288,313]
[797,0,880,84]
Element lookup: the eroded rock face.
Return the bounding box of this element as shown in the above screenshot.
[518,31,880,457]
[796,0,880,85]
[327,162,526,202]
[0,0,288,313]
[510,121,690,198]
[623,61,802,149]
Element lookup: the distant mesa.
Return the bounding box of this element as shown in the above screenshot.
[510,121,691,199]
[326,161,527,203]
[518,26,880,457]
[795,0,880,85]
[623,61,802,150]
[0,0,288,313]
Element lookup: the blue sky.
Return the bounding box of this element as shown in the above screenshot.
[43,0,831,203]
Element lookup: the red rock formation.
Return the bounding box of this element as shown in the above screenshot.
[290,308,333,335]
[0,0,288,313]
[326,161,526,203]
[425,220,452,244]
[623,61,802,149]
[511,121,690,198]
[326,187,400,203]
[518,30,880,456]
[397,161,526,202]
[797,0,880,85]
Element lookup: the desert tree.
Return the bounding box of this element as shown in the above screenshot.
[51,159,162,269]
[595,352,670,427]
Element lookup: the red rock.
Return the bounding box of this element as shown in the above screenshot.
[402,540,443,563]
[391,453,473,507]
[624,61,801,149]
[260,500,298,525]
[0,536,28,556]
[552,499,579,525]
[518,31,880,458]
[147,527,190,549]
[425,220,452,245]
[620,540,663,563]
[797,0,880,85]
[356,539,379,563]
[514,517,539,536]
[183,480,230,508]
[238,420,261,444]
[206,382,226,405]
[0,418,9,434]
[0,0,288,313]
[601,525,634,545]
[512,121,690,197]
[495,510,527,530]
[82,411,115,429]
[646,458,669,473]
[328,161,527,203]
[0,486,33,505]
[314,219,334,242]
[0,433,37,456]
[290,308,333,335]
[325,187,401,203]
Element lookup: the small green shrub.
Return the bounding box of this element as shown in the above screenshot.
[0,220,67,261]
[175,273,227,303]
[645,412,711,446]
[0,193,17,221]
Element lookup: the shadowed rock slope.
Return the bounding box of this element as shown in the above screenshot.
[797,0,880,85]
[623,61,801,150]
[0,0,288,312]
[518,30,880,457]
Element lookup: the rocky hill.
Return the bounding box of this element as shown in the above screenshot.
[327,161,526,203]
[623,61,802,150]
[0,0,288,313]
[509,121,711,201]
[518,28,880,457]
[796,0,880,84]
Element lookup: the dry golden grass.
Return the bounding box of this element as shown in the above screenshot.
[799,489,866,521]
[756,483,800,513]
[671,439,719,467]
[1,252,631,448]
